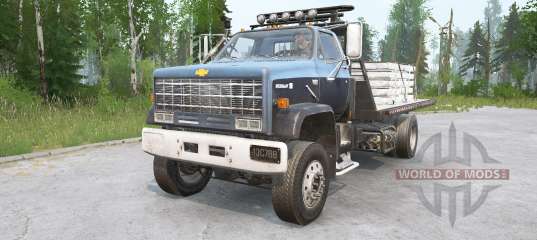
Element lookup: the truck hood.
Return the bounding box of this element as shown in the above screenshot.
[153,60,318,81]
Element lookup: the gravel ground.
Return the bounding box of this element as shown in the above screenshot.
[1,107,536,240]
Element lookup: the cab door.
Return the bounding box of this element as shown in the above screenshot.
[315,31,350,116]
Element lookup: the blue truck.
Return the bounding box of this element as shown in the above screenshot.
[142,5,434,225]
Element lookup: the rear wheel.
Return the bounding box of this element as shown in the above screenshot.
[272,141,330,225]
[394,114,418,158]
[153,156,212,196]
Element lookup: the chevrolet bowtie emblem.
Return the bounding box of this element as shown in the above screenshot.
[195,68,209,77]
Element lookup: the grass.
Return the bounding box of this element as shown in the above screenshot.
[0,77,152,157]
[419,95,537,112]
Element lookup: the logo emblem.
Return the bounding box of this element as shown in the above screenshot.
[396,122,509,227]
[195,68,209,77]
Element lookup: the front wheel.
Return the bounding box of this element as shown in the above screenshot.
[153,156,212,196]
[272,141,330,225]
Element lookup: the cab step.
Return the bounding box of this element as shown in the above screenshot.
[336,152,359,176]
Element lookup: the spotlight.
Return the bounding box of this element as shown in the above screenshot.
[307,9,318,18]
[257,14,266,25]
[281,12,291,21]
[295,10,304,21]
[269,13,278,23]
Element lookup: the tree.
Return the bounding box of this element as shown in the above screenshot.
[452,28,468,74]
[520,0,537,92]
[520,0,537,56]
[460,21,487,80]
[144,0,174,65]
[380,0,429,63]
[81,0,109,61]
[357,17,377,61]
[12,0,84,99]
[14,0,39,92]
[494,3,525,85]
[43,0,84,97]
[483,0,501,91]
[186,0,229,37]
[127,0,143,95]
[415,28,430,93]
[33,0,46,99]
[380,0,430,89]
[78,0,185,95]
[0,0,19,75]
[429,33,439,71]
[179,0,230,63]
[436,9,455,95]
[484,0,502,41]
[483,18,492,91]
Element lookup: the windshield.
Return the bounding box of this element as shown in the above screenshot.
[214,28,313,62]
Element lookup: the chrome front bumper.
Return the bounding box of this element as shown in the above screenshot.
[141,128,288,174]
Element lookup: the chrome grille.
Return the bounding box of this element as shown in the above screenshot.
[154,78,263,116]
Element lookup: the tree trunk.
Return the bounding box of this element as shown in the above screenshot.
[17,0,24,52]
[33,0,47,100]
[483,17,492,95]
[95,0,103,60]
[391,27,399,62]
[18,0,24,32]
[128,0,141,95]
[437,33,444,95]
[414,29,423,94]
[534,59,537,94]
[441,9,454,95]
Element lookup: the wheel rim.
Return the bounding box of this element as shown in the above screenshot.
[410,125,418,153]
[302,160,325,209]
[177,164,205,184]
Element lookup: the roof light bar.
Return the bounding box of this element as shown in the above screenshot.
[251,5,354,29]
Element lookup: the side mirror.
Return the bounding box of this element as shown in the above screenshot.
[346,23,363,59]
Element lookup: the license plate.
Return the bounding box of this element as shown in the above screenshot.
[250,145,281,164]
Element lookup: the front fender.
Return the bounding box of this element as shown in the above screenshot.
[272,103,334,139]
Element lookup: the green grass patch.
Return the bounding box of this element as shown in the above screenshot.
[419,95,537,112]
[0,77,152,157]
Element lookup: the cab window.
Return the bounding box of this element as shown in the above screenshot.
[229,37,255,59]
[318,32,343,60]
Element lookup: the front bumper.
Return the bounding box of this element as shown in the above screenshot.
[141,128,288,174]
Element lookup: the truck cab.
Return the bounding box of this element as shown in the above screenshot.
[150,26,350,132]
[142,5,434,225]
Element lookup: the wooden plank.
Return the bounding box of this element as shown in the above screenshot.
[372,88,414,97]
[367,72,414,80]
[369,80,415,88]
[362,62,415,73]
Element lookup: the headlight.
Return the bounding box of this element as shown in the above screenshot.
[154,113,173,124]
[236,118,262,132]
